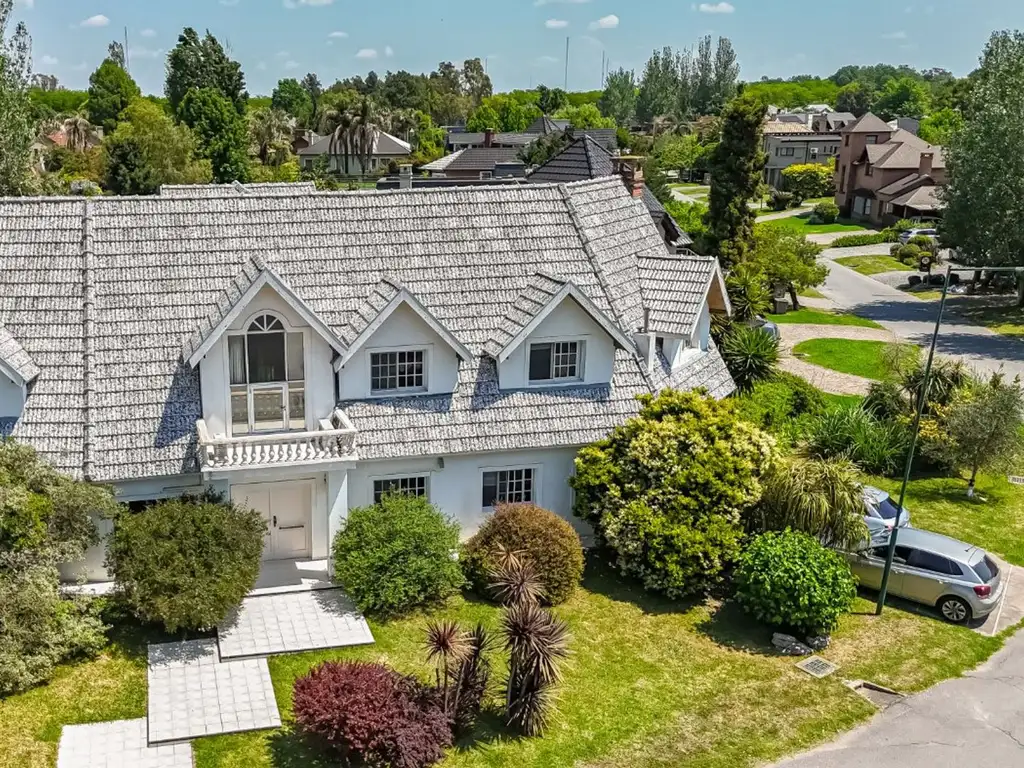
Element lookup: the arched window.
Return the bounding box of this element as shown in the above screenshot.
[228,313,305,434]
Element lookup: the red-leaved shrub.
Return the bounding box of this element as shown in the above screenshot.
[293,661,452,768]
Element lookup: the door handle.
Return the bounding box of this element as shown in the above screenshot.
[272,515,277,528]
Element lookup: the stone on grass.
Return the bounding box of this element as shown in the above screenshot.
[806,635,831,651]
[772,632,813,656]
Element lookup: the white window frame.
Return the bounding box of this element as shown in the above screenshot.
[369,472,431,505]
[525,338,586,387]
[225,311,309,437]
[367,344,429,397]
[480,465,541,511]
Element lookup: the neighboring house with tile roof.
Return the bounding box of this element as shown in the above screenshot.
[527,135,694,252]
[763,133,841,189]
[0,178,733,583]
[297,130,412,174]
[835,112,946,223]
[422,147,526,180]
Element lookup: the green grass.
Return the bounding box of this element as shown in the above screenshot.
[835,255,914,276]
[952,301,1024,337]
[757,214,869,235]
[823,393,866,409]
[768,309,884,329]
[792,339,908,380]
[797,286,827,299]
[900,288,945,301]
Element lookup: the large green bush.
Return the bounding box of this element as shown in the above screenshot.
[721,325,780,392]
[812,201,839,224]
[735,530,857,635]
[780,163,835,199]
[806,406,911,476]
[731,371,826,442]
[333,494,464,617]
[462,503,584,606]
[571,390,776,598]
[106,495,265,632]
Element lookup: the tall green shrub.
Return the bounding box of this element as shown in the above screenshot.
[332,494,464,617]
[106,495,265,632]
[721,325,780,392]
[571,390,776,597]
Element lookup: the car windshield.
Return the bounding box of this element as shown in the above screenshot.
[973,556,999,582]
[876,496,901,520]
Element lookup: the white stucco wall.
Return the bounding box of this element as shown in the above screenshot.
[198,285,337,437]
[337,302,460,401]
[498,297,615,390]
[346,447,591,541]
[0,373,24,419]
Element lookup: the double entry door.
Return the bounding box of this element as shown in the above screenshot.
[231,481,312,561]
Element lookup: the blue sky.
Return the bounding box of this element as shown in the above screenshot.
[15,0,1024,96]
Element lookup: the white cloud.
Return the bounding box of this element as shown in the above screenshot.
[384,45,394,57]
[588,14,619,29]
[355,48,378,59]
[328,30,348,38]
[275,50,290,58]
[882,30,908,39]
[697,2,735,12]
[534,0,590,5]
[257,61,268,70]
[545,18,569,28]
[220,0,240,5]
[129,46,163,59]
[285,60,299,69]
[40,54,58,66]
[140,28,156,38]
[80,14,110,28]
[72,62,88,72]
[15,0,35,8]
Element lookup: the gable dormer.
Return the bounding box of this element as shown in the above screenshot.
[336,278,471,400]
[486,274,636,390]
[0,325,38,424]
[183,256,346,438]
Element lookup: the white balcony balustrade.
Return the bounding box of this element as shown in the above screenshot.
[197,410,357,470]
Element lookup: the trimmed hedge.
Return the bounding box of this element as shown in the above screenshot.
[735,530,857,635]
[332,494,464,616]
[830,233,890,248]
[462,503,584,605]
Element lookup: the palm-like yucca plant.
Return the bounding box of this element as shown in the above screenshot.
[725,266,771,323]
[488,545,546,608]
[501,602,570,737]
[423,620,493,735]
[721,325,780,391]
[61,114,98,153]
[248,107,291,166]
[350,98,382,176]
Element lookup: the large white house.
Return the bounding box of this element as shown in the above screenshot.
[0,177,733,584]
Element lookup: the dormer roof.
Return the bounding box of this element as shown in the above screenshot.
[0,325,39,386]
[639,255,730,337]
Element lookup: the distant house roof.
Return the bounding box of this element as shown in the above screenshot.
[861,129,945,171]
[160,182,317,197]
[298,130,412,156]
[842,112,893,134]
[890,185,943,211]
[420,150,465,173]
[526,135,691,247]
[638,255,729,338]
[443,147,522,173]
[876,172,934,197]
[763,120,813,135]
[446,131,537,148]
[526,115,570,134]
[570,127,618,151]
[776,134,842,143]
[774,114,809,125]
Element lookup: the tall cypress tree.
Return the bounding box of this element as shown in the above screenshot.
[703,93,767,269]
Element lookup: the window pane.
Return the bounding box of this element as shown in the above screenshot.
[373,476,427,504]
[529,344,552,381]
[482,472,498,508]
[288,384,305,430]
[228,336,247,385]
[287,333,304,382]
[248,332,286,383]
[552,342,579,379]
[230,387,249,434]
[907,549,955,575]
[371,350,425,392]
[252,388,285,430]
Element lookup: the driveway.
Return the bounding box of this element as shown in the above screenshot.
[770,627,1024,768]
[816,246,1024,379]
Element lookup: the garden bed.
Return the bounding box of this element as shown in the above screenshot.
[835,255,914,276]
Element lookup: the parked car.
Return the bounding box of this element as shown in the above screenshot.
[862,485,910,535]
[746,315,780,341]
[845,527,1003,623]
[899,228,938,245]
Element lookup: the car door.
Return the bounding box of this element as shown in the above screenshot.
[901,549,957,605]
[850,546,901,592]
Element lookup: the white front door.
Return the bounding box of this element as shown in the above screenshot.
[232,481,313,562]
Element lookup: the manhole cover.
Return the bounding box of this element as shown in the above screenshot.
[795,656,838,678]
[847,680,904,709]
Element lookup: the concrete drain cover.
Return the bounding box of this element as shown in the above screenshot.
[1009,476,1024,486]
[795,656,838,678]
[847,680,904,709]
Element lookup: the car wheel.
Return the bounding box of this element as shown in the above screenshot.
[938,595,972,624]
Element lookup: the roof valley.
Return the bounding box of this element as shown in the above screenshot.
[80,198,97,482]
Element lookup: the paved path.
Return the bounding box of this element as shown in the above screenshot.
[807,230,875,245]
[815,247,1024,379]
[669,188,703,205]
[756,207,812,221]
[778,324,896,395]
[771,628,1024,768]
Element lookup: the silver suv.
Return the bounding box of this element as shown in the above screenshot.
[846,528,1003,623]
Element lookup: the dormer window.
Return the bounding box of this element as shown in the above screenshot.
[228,313,305,435]
[370,348,427,395]
[528,341,583,384]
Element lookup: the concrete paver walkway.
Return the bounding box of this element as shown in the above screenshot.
[57,719,192,768]
[218,588,374,660]
[771,627,1024,768]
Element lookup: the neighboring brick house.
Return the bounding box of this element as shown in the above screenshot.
[763,133,841,189]
[835,112,947,224]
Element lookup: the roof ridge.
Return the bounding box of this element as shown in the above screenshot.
[80,198,97,481]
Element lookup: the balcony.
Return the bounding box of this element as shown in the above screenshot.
[197,409,357,471]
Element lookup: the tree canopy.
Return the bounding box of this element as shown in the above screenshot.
[165,27,248,116]
[179,87,250,183]
[87,58,141,133]
[873,76,931,120]
[598,68,637,126]
[271,77,312,125]
[0,0,34,195]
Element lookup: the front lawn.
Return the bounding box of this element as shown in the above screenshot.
[952,300,1024,337]
[758,215,870,235]
[835,255,914,276]
[769,309,883,329]
[792,339,910,380]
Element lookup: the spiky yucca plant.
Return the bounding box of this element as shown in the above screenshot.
[423,620,493,736]
[502,602,570,737]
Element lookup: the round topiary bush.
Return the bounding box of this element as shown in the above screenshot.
[105,494,265,632]
[462,503,584,605]
[813,201,839,224]
[735,530,857,636]
[332,494,464,617]
[898,244,922,265]
[293,661,451,768]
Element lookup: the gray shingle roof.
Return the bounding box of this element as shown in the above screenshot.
[527,115,570,134]
[843,112,892,134]
[298,131,412,157]
[639,255,718,337]
[484,273,566,359]
[443,147,522,173]
[0,178,733,480]
[160,182,317,197]
[447,132,537,147]
[0,325,40,383]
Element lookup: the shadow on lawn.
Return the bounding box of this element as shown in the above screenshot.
[692,599,778,656]
[580,549,704,617]
[99,598,217,661]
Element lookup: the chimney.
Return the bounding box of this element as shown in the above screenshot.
[484,128,494,149]
[398,164,413,190]
[919,151,934,177]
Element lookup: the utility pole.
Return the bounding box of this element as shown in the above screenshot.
[564,36,570,91]
[124,26,130,75]
[601,51,605,88]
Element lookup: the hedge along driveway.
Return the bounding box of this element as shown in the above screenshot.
[188,562,1008,768]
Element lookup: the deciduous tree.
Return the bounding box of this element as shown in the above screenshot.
[835,81,873,116]
[747,224,826,310]
[179,87,250,182]
[918,107,964,145]
[636,46,679,123]
[165,27,248,116]
[0,0,34,195]
[553,102,614,128]
[598,68,637,126]
[872,76,931,120]
[271,77,311,124]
